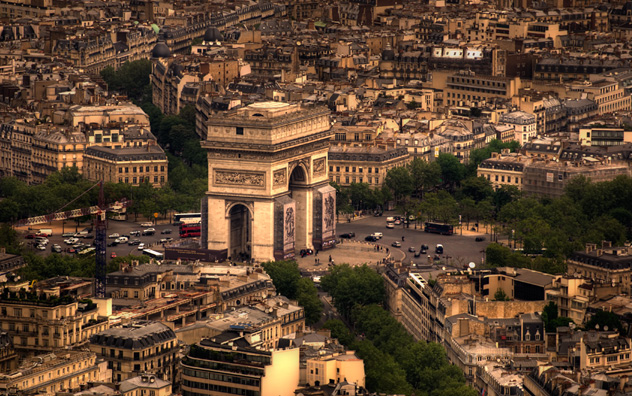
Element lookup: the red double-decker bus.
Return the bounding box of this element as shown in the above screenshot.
[180,223,201,238]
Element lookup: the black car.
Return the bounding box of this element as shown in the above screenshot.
[300,249,314,257]
[475,236,486,242]
[107,241,119,247]
[365,235,378,242]
[414,251,421,258]
[83,234,94,239]
[128,239,141,246]
[161,229,172,234]
[421,248,427,254]
[340,232,355,238]
[421,244,429,250]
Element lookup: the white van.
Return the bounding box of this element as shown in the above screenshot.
[37,228,53,237]
[371,232,383,239]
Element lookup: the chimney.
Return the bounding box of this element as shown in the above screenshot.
[602,240,612,249]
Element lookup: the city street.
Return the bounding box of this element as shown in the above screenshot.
[336,213,491,268]
[20,219,188,261]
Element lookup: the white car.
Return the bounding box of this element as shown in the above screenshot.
[371,232,383,239]
[36,244,46,250]
[140,222,153,227]
[109,233,120,238]
[64,237,79,245]
[138,243,145,250]
[116,236,129,243]
[386,223,395,229]
[36,237,49,245]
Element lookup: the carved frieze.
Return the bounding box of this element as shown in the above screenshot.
[273,168,287,187]
[214,170,265,187]
[313,157,326,176]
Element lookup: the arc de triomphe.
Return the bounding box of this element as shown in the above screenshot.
[199,102,336,262]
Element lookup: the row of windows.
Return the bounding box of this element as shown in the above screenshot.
[182,369,261,387]
[330,176,380,185]
[119,165,165,173]
[118,176,164,184]
[481,174,523,184]
[329,166,379,173]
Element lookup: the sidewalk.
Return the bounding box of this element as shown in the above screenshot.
[295,240,389,270]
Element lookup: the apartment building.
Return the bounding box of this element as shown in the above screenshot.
[305,351,365,388]
[499,111,537,146]
[0,332,18,373]
[477,151,528,190]
[181,336,300,396]
[89,322,178,383]
[0,352,108,396]
[82,144,169,188]
[328,146,410,187]
[0,278,108,352]
[120,374,172,396]
[579,127,632,147]
[445,71,521,107]
[567,243,632,296]
[545,276,590,325]
[571,78,632,116]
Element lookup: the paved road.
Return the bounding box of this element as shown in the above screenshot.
[337,213,491,268]
[21,219,188,261]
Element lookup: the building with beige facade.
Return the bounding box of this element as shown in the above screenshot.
[120,374,172,396]
[445,71,521,107]
[328,146,410,187]
[567,243,632,296]
[305,351,365,388]
[477,151,528,190]
[200,102,335,262]
[89,321,178,383]
[82,144,168,188]
[181,336,300,396]
[0,278,108,352]
[0,351,109,396]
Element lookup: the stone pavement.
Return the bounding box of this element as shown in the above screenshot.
[295,239,389,270]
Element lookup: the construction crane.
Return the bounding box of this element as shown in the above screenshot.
[15,181,131,298]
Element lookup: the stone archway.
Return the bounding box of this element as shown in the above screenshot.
[289,165,311,251]
[228,204,251,261]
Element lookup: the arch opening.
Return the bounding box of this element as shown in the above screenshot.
[229,204,251,261]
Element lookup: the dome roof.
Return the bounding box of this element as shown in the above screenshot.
[152,42,171,58]
[204,27,223,42]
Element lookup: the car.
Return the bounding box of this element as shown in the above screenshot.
[64,237,79,245]
[161,229,172,234]
[408,247,416,253]
[421,244,429,250]
[420,248,427,254]
[130,231,141,237]
[142,229,155,236]
[391,241,401,247]
[160,238,169,243]
[68,247,77,254]
[51,244,62,253]
[365,236,378,242]
[36,237,49,245]
[172,221,184,227]
[116,236,129,243]
[25,234,36,239]
[109,233,120,238]
[436,244,444,254]
[128,239,141,246]
[107,241,119,247]
[475,236,486,242]
[371,232,383,239]
[110,252,117,258]
[138,243,146,250]
[414,251,421,258]
[300,248,314,257]
[83,234,94,239]
[140,222,153,227]
[340,232,355,238]
[36,244,46,250]
[373,212,383,217]
[165,237,173,242]
[62,232,75,237]
[386,223,395,229]
[394,219,401,225]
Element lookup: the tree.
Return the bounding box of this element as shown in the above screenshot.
[408,158,441,198]
[460,176,494,203]
[296,277,323,325]
[321,264,385,320]
[352,340,413,394]
[437,153,466,190]
[101,59,152,101]
[494,288,509,301]
[385,166,414,203]
[261,260,301,300]
[323,319,354,346]
[585,310,623,333]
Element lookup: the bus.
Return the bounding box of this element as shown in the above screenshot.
[173,213,201,225]
[142,249,164,260]
[180,223,201,238]
[424,222,454,235]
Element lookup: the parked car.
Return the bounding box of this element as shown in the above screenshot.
[108,233,120,238]
[161,229,172,234]
[62,232,75,237]
[36,244,46,250]
[83,234,94,239]
[299,248,314,257]
[394,219,401,225]
[392,241,401,247]
[475,236,486,242]
[51,244,62,253]
[138,243,145,250]
[340,232,355,238]
[140,222,153,227]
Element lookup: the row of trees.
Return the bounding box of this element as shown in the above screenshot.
[261,261,322,325]
[321,264,476,395]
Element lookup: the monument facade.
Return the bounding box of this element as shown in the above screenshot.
[200,102,335,262]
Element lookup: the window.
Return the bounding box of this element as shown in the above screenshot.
[125,177,129,184]
[154,176,158,183]
[133,167,137,173]
[125,167,129,173]
[160,176,165,182]
[133,177,137,184]
[352,167,356,173]
[119,167,123,173]
[236,127,244,135]
[154,166,158,172]
[336,166,340,172]
[160,166,165,172]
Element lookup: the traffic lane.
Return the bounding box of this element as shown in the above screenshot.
[337,219,489,266]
